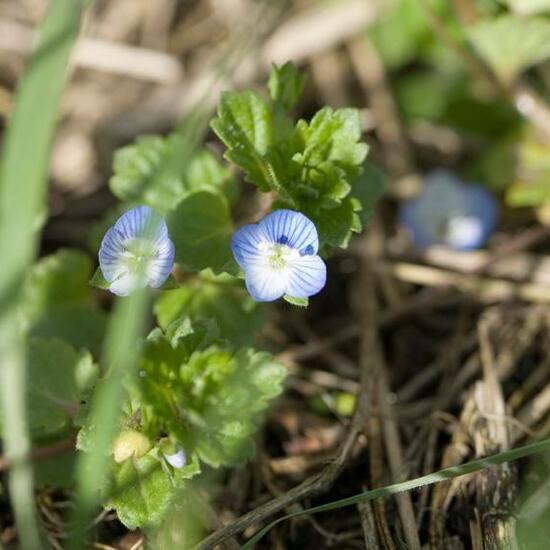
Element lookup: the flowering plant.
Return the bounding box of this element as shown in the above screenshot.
[23,63,382,531]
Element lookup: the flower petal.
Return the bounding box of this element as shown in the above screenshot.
[231,223,269,269]
[285,254,326,299]
[245,263,289,302]
[98,226,128,283]
[109,272,145,296]
[114,205,168,243]
[259,209,319,254]
[146,238,175,288]
[164,448,186,469]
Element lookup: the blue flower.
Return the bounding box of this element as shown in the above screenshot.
[231,209,326,302]
[99,205,175,296]
[399,170,498,251]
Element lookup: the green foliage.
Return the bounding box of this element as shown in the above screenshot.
[268,62,306,110]
[26,249,106,351]
[110,135,181,214]
[75,317,285,528]
[106,450,201,529]
[369,0,436,69]
[351,161,385,224]
[468,16,550,83]
[283,294,309,307]
[187,149,239,204]
[211,64,376,251]
[135,320,286,468]
[167,191,236,274]
[154,279,263,346]
[210,90,274,191]
[25,338,97,442]
[110,138,237,214]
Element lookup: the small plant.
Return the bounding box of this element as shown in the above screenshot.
[21,62,382,532]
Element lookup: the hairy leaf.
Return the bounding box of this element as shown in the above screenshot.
[210,90,273,190]
[137,323,286,467]
[268,61,306,110]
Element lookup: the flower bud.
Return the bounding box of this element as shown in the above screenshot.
[112,430,151,463]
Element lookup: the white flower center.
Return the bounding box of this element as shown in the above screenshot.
[119,237,157,277]
[258,242,301,269]
[445,216,483,248]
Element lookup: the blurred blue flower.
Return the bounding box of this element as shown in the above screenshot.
[99,205,175,296]
[399,170,498,251]
[231,209,326,302]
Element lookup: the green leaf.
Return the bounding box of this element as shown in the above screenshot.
[137,327,286,468]
[294,107,369,184]
[283,295,309,307]
[154,280,263,347]
[268,62,306,110]
[351,160,385,224]
[110,135,184,215]
[26,338,97,442]
[316,197,362,250]
[27,249,93,310]
[468,16,550,83]
[368,0,436,69]
[26,250,107,351]
[167,191,235,274]
[210,90,273,191]
[89,266,110,290]
[106,450,200,529]
[187,149,239,204]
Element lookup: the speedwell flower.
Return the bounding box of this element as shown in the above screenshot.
[399,170,498,251]
[99,205,175,296]
[231,209,326,302]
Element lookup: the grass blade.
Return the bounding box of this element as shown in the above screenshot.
[242,437,550,548]
[68,291,149,548]
[0,2,86,548]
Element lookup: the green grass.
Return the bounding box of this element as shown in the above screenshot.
[0,1,87,548]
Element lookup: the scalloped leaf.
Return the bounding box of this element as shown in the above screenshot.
[210,90,273,191]
[136,323,286,468]
[106,450,201,529]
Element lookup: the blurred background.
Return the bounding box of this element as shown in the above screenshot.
[2,0,550,548]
